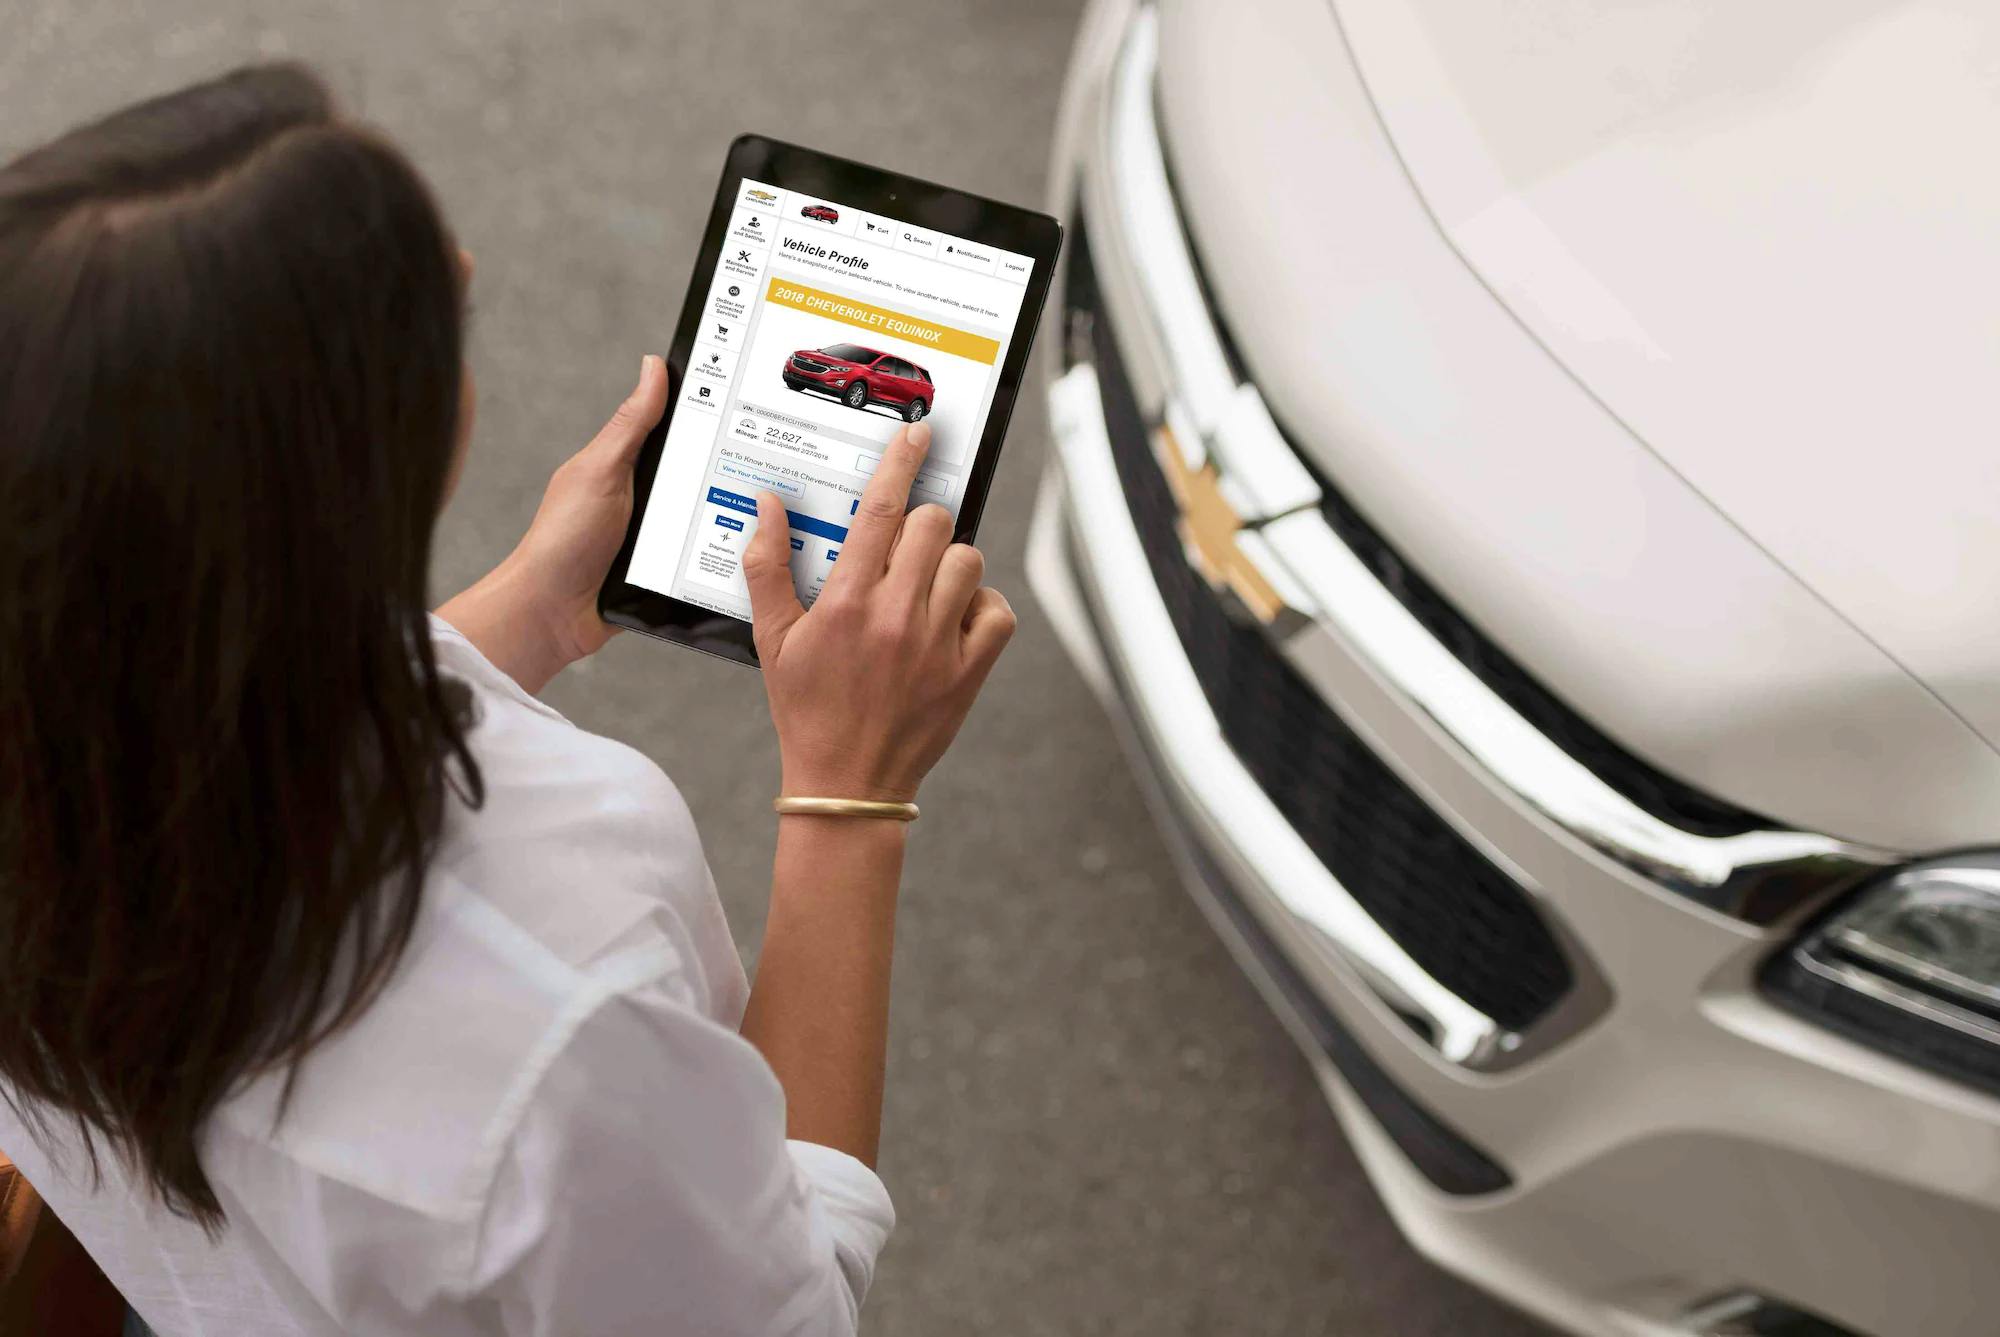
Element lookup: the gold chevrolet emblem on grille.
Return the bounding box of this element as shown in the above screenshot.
[1152,424,1284,624]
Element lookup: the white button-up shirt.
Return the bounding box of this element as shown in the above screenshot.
[0,617,894,1335]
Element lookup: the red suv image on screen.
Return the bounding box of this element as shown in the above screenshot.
[783,343,933,422]
[800,204,839,223]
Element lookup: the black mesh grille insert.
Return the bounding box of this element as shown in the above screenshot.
[1069,230,1573,1033]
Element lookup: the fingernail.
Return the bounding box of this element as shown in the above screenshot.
[908,421,932,449]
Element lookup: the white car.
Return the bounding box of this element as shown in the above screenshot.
[1027,2,2000,1334]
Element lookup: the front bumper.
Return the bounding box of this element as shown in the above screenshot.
[785,366,848,392]
[1030,4,2000,1335]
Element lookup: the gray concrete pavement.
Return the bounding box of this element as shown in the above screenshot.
[4,2,1550,1332]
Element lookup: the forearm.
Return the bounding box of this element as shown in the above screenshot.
[739,815,907,1168]
[434,551,570,696]
[435,355,664,695]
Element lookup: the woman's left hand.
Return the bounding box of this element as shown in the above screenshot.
[437,355,669,693]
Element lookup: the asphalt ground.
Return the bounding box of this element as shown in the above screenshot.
[4,3,1552,1332]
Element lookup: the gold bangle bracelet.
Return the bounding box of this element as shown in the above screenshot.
[773,796,920,822]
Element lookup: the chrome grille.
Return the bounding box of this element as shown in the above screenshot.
[1071,229,1575,1033]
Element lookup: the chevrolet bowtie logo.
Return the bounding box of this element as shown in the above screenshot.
[1151,424,1284,624]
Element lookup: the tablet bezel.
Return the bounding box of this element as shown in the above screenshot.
[597,133,1062,669]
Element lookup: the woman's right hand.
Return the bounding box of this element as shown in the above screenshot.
[741,421,1016,804]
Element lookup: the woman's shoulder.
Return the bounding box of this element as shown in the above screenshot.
[423,615,743,1001]
[426,616,697,864]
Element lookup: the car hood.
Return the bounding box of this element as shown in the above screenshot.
[1154,0,2000,849]
[1332,0,2000,753]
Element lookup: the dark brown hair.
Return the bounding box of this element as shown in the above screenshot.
[0,64,480,1229]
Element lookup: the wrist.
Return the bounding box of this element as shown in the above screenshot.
[774,810,913,845]
[778,768,919,806]
[771,807,910,880]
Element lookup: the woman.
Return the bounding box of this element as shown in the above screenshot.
[0,64,1013,1336]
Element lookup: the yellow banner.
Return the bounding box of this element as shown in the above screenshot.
[764,278,1000,366]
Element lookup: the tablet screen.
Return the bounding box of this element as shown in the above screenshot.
[622,175,1040,622]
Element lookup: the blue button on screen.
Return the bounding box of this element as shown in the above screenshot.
[782,510,849,543]
[705,486,759,516]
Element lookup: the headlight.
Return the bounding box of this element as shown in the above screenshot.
[1766,854,2000,1093]
[1828,862,2000,1008]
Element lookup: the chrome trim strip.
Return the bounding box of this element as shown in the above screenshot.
[1103,9,1235,442]
[1104,11,1321,520]
[1048,365,1506,1067]
[1259,515,1894,916]
[1212,383,1322,520]
[1095,4,1896,923]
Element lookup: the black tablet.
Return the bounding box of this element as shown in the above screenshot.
[599,134,1062,667]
